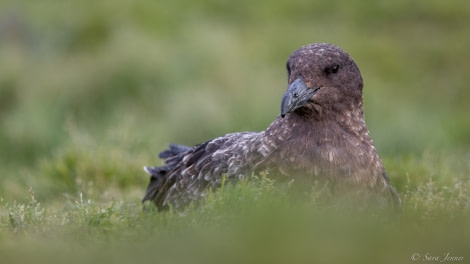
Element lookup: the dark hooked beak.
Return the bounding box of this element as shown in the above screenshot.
[280,77,320,118]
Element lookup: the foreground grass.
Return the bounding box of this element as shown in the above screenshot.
[1,151,469,264]
[1,0,469,263]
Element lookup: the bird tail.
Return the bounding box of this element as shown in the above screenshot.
[141,166,167,204]
[142,144,191,208]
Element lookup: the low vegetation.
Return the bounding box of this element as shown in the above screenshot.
[1,0,469,263]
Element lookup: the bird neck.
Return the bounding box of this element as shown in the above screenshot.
[276,103,381,159]
[268,111,385,187]
[288,102,368,136]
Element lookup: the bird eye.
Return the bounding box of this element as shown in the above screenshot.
[325,64,339,75]
[286,62,291,76]
[331,65,339,73]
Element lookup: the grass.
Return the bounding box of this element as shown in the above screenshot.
[1,0,470,263]
[1,142,469,263]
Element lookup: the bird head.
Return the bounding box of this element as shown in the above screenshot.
[281,43,364,118]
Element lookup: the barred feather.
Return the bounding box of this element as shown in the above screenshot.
[142,43,401,211]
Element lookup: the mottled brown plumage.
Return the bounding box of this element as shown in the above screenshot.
[142,43,401,211]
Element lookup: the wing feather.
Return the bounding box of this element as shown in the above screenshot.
[142,132,270,210]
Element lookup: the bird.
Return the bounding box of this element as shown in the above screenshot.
[142,43,401,211]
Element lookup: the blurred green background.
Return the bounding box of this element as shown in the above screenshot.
[0,0,470,263]
[2,0,470,201]
[2,0,469,165]
[1,0,470,205]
